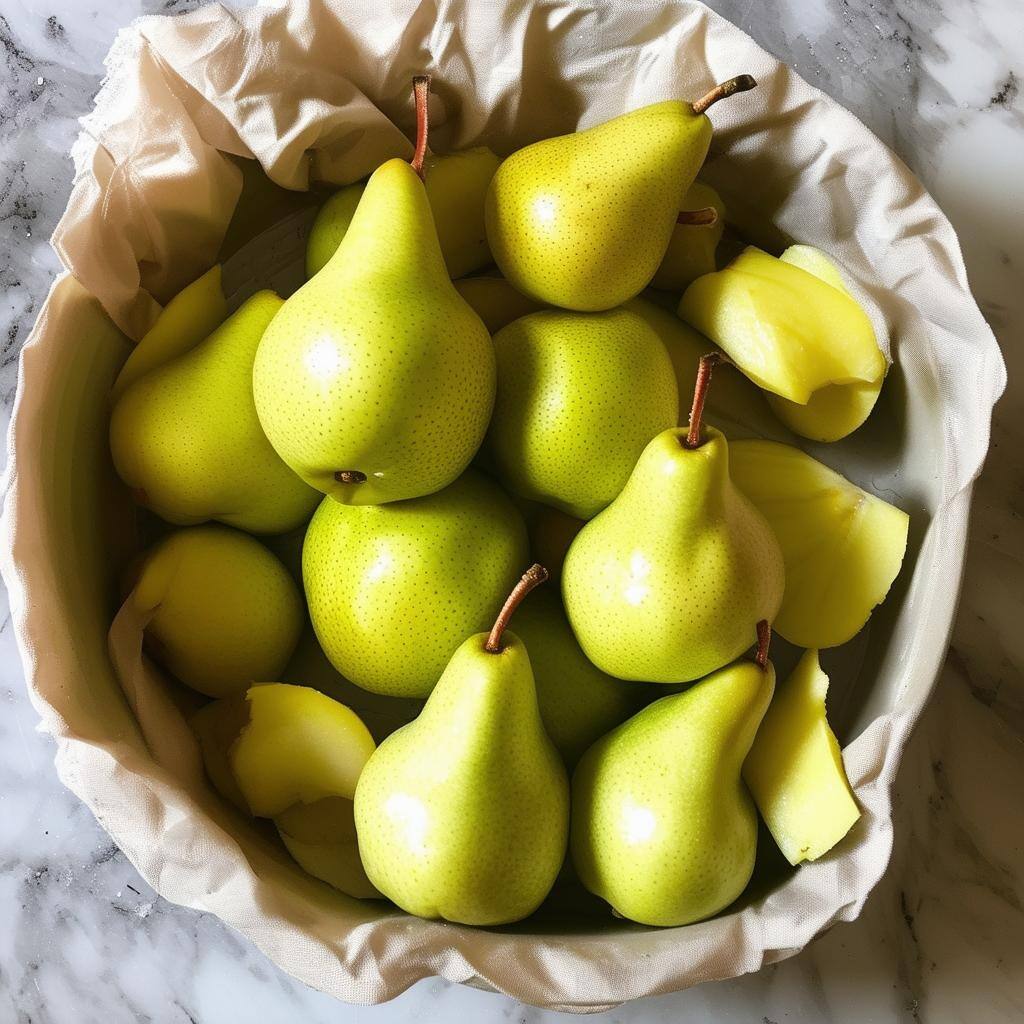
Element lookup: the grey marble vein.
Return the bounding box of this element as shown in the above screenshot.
[0,0,1021,1021]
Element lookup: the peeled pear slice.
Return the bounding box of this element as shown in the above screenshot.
[230,683,376,817]
[678,246,885,404]
[729,440,909,647]
[275,797,380,899]
[650,181,726,291]
[743,649,860,864]
[190,695,250,813]
[766,246,884,441]
[454,276,547,333]
[112,266,227,401]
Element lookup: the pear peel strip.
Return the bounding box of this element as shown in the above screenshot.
[485,563,549,653]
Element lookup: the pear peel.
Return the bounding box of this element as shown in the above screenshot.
[743,649,861,864]
[729,440,910,648]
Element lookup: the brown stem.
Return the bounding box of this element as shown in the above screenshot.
[683,352,721,449]
[334,470,367,485]
[410,75,430,180]
[692,74,757,116]
[485,563,549,653]
[755,620,771,669]
[131,487,149,506]
[676,207,719,227]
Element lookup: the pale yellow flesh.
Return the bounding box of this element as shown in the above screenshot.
[134,525,304,699]
[275,797,381,899]
[743,649,861,864]
[306,149,500,280]
[230,683,377,817]
[729,440,910,648]
[767,245,884,441]
[650,181,726,291]
[112,266,227,402]
[678,246,885,404]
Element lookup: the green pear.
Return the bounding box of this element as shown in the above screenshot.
[486,308,678,519]
[743,649,861,865]
[191,694,250,811]
[254,81,494,506]
[678,245,886,406]
[562,357,784,683]
[354,566,569,924]
[528,504,584,581]
[511,588,641,767]
[303,469,529,698]
[571,653,775,926]
[650,181,726,291]
[764,246,885,441]
[306,148,500,280]
[112,265,227,401]
[485,77,756,311]
[110,291,319,534]
[624,295,784,440]
[132,526,304,698]
[453,275,547,333]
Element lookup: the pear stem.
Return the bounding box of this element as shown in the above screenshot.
[692,74,758,116]
[485,563,549,653]
[676,207,719,227]
[410,75,431,180]
[683,352,721,449]
[334,470,367,485]
[755,620,771,669]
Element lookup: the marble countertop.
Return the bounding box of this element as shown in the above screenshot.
[1,0,1021,1021]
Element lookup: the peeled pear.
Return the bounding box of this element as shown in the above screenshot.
[485,77,757,311]
[765,246,885,441]
[563,359,784,683]
[743,649,861,864]
[729,440,909,648]
[678,245,886,405]
[650,181,726,291]
[303,469,529,698]
[453,276,547,333]
[486,308,678,518]
[230,683,376,817]
[111,292,319,533]
[354,566,569,925]
[254,80,495,506]
[512,588,640,767]
[112,265,227,401]
[571,654,775,926]
[624,296,783,440]
[307,148,500,280]
[133,526,303,698]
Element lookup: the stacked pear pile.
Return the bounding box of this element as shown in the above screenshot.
[108,74,909,928]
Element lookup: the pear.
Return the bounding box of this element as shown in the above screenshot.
[191,695,250,811]
[454,275,547,333]
[306,148,500,280]
[743,649,861,864]
[729,440,909,647]
[354,565,569,925]
[765,246,885,441]
[254,79,495,506]
[485,77,757,311]
[562,356,785,683]
[512,588,640,767]
[112,265,227,401]
[133,526,304,698]
[624,295,783,440]
[650,181,726,291]
[678,245,886,406]
[486,308,678,518]
[303,469,529,698]
[528,504,584,581]
[571,644,776,926]
[111,291,319,533]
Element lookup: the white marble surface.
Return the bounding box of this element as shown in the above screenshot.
[0,0,1021,1021]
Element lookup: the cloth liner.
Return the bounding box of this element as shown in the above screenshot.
[0,0,1006,1012]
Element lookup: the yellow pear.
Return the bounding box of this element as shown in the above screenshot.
[453,276,547,333]
[650,181,726,291]
[743,649,861,864]
[729,440,909,647]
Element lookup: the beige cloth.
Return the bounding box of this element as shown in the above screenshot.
[0,0,1006,1012]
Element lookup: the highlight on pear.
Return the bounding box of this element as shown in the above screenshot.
[107,71,916,932]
